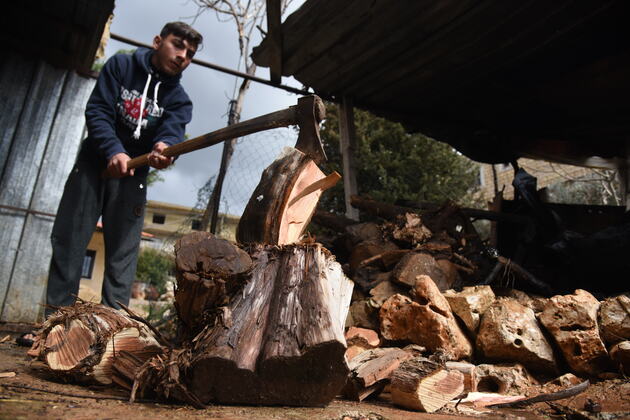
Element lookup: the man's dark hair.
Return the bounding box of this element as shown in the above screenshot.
[160,22,203,49]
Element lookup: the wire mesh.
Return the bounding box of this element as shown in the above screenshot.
[213,126,298,236]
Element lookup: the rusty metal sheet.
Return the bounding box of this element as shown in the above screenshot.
[1,72,95,322]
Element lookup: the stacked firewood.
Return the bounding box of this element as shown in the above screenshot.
[319,198,630,412]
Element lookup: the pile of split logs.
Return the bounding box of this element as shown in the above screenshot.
[314,196,630,412]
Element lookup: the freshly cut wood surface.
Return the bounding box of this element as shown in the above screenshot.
[390,357,464,413]
[29,302,163,385]
[44,320,94,371]
[237,147,339,245]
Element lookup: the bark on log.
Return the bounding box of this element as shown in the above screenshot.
[28,302,163,385]
[390,357,464,413]
[135,238,354,407]
[173,232,252,340]
[185,243,353,406]
[237,147,339,245]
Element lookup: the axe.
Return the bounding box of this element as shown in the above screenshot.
[118,95,327,175]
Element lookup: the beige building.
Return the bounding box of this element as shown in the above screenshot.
[477,158,592,202]
[78,201,240,302]
[142,200,240,249]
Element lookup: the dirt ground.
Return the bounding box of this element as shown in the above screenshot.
[1,329,629,420]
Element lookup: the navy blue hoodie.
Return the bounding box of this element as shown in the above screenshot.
[83,48,192,164]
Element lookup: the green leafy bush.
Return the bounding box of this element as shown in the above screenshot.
[135,248,174,295]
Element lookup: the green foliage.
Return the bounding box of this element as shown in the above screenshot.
[135,248,174,295]
[318,104,480,215]
[146,168,168,186]
[545,170,621,206]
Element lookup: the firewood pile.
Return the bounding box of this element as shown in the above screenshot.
[314,196,630,412]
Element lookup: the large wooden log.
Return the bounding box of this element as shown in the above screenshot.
[131,236,353,407]
[28,302,163,385]
[237,147,340,245]
[186,243,353,406]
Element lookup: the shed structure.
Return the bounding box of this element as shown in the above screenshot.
[0,1,114,322]
[252,1,630,168]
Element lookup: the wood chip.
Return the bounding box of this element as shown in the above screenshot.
[0,371,17,378]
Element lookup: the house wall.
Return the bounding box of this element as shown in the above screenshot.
[143,200,239,247]
[477,158,591,202]
[0,51,95,323]
[78,231,106,303]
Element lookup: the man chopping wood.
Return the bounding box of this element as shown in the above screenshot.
[45,22,203,317]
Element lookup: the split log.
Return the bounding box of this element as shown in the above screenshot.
[445,361,477,394]
[390,357,464,413]
[237,147,340,245]
[173,232,252,339]
[28,302,163,385]
[137,239,354,407]
[343,347,413,401]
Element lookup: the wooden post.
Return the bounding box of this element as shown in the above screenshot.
[265,0,283,84]
[622,140,630,210]
[338,96,359,221]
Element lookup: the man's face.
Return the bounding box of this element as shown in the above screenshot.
[151,33,197,76]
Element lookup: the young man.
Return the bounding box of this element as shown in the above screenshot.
[46,22,203,316]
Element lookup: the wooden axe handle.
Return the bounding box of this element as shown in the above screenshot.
[126,106,298,170]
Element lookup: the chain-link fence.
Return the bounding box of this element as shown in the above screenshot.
[188,127,298,240]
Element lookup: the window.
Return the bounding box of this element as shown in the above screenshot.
[191,219,202,231]
[152,214,166,224]
[81,250,96,278]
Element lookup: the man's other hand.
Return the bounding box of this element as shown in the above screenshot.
[148,142,174,169]
[107,153,133,178]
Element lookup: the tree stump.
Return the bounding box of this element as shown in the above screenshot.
[134,235,353,407]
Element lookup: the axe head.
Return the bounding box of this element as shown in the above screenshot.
[294,95,327,164]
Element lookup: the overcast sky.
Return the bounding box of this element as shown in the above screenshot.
[105,0,305,215]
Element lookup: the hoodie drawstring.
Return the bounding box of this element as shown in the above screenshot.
[153,81,162,110]
[133,74,161,139]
